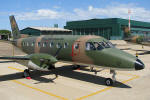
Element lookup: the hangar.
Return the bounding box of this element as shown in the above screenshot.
[64,18,150,40]
[21,27,72,37]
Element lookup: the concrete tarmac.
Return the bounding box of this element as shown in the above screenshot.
[0,41,150,100]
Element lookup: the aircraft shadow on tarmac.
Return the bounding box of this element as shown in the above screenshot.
[0,61,15,63]
[0,65,131,88]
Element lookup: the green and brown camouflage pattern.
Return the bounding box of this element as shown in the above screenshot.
[9,16,20,40]
[12,35,137,70]
[8,15,144,71]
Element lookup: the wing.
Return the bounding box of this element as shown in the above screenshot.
[0,56,29,60]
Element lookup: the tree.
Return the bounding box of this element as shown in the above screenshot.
[0,30,11,40]
[123,26,131,38]
[0,30,11,35]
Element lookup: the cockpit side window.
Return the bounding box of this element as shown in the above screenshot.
[101,41,114,48]
[86,42,96,50]
[102,42,110,48]
[95,42,104,50]
[107,42,114,48]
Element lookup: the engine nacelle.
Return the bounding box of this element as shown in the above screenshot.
[27,53,58,71]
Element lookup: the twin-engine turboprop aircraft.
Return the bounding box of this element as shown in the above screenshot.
[0,16,145,86]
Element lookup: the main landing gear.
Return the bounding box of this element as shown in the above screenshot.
[23,69,31,79]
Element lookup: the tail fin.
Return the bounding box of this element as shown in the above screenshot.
[9,15,20,40]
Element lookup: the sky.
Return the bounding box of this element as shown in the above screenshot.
[0,0,150,30]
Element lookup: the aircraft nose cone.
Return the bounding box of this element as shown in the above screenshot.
[135,59,145,70]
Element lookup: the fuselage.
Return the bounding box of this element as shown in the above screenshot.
[13,35,144,71]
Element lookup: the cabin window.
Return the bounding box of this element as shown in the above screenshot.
[56,43,61,48]
[22,42,25,46]
[38,42,41,47]
[26,42,29,46]
[74,43,79,49]
[64,43,69,48]
[43,42,47,47]
[49,42,54,48]
[31,42,35,47]
[23,42,25,46]
[24,42,26,46]
[86,42,96,50]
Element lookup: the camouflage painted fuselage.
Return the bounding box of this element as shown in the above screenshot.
[13,35,139,71]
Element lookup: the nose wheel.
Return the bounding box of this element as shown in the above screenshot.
[105,70,116,86]
[105,78,113,86]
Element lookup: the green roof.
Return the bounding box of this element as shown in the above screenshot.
[65,18,150,29]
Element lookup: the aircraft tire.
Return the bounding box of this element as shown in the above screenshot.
[72,65,80,70]
[23,69,30,78]
[105,78,113,86]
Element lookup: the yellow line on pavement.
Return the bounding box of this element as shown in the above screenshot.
[76,75,140,100]
[8,66,23,72]
[11,80,68,100]
[76,87,113,100]
[8,66,139,100]
[122,75,139,83]
[8,67,68,100]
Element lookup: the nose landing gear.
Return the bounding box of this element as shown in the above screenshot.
[90,67,116,86]
[105,70,116,86]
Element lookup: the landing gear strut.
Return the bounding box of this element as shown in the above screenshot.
[105,70,116,86]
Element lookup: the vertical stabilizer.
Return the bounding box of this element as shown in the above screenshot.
[9,15,20,40]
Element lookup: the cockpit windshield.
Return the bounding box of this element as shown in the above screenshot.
[86,42,96,50]
[94,42,104,50]
[86,41,114,51]
[103,41,114,48]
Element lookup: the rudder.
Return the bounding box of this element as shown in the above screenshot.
[9,15,20,40]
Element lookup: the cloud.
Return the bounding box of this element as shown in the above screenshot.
[14,3,150,22]
[73,4,150,22]
[15,9,61,20]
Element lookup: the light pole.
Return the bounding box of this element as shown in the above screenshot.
[128,9,131,32]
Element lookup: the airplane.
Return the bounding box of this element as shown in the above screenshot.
[125,35,150,46]
[0,15,145,86]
